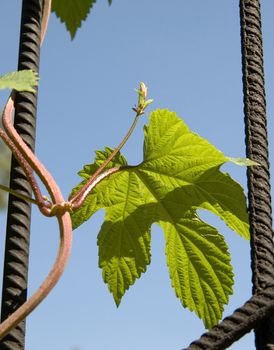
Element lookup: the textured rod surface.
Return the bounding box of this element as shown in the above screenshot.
[241,0,273,290]
[0,1,43,350]
[184,288,274,350]
[182,0,274,349]
[240,0,274,348]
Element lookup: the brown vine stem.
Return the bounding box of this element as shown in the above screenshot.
[0,0,73,339]
[70,82,153,211]
[79,165,125,197]
[70,82,153,209]
[0,126,45,207]
[2,92,59,212]
[70,113,141,210]
[0,213,72,339]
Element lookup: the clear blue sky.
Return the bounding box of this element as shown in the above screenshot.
[0,1,274,349]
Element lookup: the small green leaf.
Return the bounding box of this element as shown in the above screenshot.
[0,70,38,92]
[52,0,96,39]
[52,0,112,39]
[71,109,251,327]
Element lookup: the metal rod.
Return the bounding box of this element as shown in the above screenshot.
[240,0,274,348]
[182,1,274,349]
[0,1,43,349]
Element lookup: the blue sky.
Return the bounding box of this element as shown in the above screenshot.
[0,1,274,349]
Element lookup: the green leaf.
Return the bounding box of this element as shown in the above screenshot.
[0,70,38,92]
[99,219,151,307]
[52,0,112,39]
[97,171,152,306]
[71,109,251,327]
[70,147,128,230]
[163,214,233,329]
[52,0,96,39]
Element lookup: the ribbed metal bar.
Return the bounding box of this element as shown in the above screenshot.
[240,0,274,348]
[0,1,43,349]
[182,1,274,349]
[184,288,274,350]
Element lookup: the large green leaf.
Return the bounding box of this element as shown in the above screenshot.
[0,70,38,92]
[52,0,112,39]
[71,109,251,328]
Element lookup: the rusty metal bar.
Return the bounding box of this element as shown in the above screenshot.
[0,1,43,349]
[183,1,274,349]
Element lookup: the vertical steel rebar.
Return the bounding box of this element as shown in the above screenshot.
[182,1,274,349]
[240,0,274,348]
[0,1,43,349]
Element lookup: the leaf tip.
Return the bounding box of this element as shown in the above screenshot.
[227,157,260,167]
[114,296,121,307]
